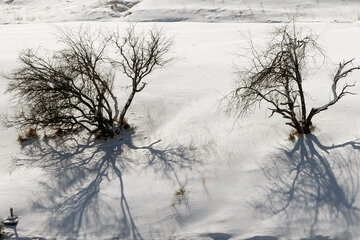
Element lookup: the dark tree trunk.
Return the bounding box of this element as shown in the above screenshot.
[119,91,136,128]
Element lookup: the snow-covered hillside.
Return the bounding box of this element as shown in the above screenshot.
[2,0,360,23]
[0,0,140,23]
[2,1,360,240]
[127,0,360,23]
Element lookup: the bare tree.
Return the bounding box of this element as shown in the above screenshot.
[4,26,173,138]
[112,26,173,128]
[5,28,119,137]
[229,23,359,134]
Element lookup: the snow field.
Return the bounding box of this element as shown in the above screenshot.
[1,19,360,240]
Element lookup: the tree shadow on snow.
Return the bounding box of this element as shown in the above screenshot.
[256,134,360,237]
[13,130,198,239]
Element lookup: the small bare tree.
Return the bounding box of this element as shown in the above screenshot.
[229,24,359,134]
[5,28,119,137]
[112,26,173,128]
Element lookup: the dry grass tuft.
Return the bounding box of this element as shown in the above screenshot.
[53,128,65,137]
[288,129,299,141]
[171,186,187,207]
[18,128,38,143]
[122,119,131,130]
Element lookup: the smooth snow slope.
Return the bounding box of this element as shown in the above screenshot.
[1,21,360,240]
[2,0,360,23]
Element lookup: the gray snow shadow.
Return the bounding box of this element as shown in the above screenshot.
[244,236,278,240]
[125,138,199,187]
[256,134,360,237]
[3,225,49,240]
[13,130,198,239]
[125,138,201,227]
[201,232,232,240]
[107,1,139,12]
[103,0,141,14]
[300,235,341,240]
[3,225,19,240]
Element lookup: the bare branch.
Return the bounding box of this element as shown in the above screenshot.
[111,26,173,128]
[306,60,359,123]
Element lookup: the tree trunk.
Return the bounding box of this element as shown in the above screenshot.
[119,90,136,128]
[301,123,312,134]
[297,81,307,124]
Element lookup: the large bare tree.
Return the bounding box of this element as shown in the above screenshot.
[5,28,119,137]
[4,26,173,138]
[229,24,359,134]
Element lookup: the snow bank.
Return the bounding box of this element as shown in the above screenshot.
[0,0,140,24]
[2,0,360,24]
[127,0,360,23]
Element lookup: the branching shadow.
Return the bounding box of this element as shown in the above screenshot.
[14,130,198,239]
[126,139,200,187]
[122,137,201,224]
[256,134,360,236]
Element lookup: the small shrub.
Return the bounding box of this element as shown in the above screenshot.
[17,135,25,143]
[175,187,185,197]
[171,186,187,207]
[122,119,131,130]
[189,140,197,151]
[42,127,83,140]
[288,130,299,141]
[95,130,110,140]
[14,16,23,21]
[25,128,38,139]
[18,128,38,143]
[53,128,64,138]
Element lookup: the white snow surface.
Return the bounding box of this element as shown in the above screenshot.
[2,0,360,23]
[1,1,360,240]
